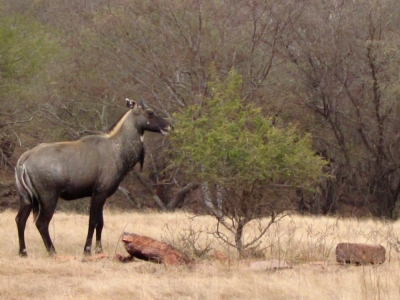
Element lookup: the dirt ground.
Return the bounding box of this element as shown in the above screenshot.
[1,210,400,299]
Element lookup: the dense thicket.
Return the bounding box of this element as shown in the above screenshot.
[2,0,400,219]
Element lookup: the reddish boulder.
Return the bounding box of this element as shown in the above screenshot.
[336,243,386,265]
[121,232,193,266]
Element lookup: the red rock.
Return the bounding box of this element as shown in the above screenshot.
[121,232,193,266]
[336,243,386,264]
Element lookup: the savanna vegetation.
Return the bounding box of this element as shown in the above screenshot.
[2,0,400,258]
[0,0,400,219]
[1,210,400,299]
[3,2,400,300]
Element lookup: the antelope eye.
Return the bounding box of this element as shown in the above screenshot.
[147,110,154,116]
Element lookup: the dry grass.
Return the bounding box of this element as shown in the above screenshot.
[1,209,400,300]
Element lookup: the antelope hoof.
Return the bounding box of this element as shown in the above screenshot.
[19,249,28,257]
[84,246,92,256]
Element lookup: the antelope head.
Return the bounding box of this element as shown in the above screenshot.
[126,97,171,136]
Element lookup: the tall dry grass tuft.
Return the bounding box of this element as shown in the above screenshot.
[1,209,400,299]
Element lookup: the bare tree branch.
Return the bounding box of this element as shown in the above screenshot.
[0,116,33,129]
[133,172,167,211]
[117,186,142,209]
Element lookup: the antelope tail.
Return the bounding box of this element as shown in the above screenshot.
[15,163,40,221]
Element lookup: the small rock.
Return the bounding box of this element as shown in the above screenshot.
[114,254,135,263]
[82,253,108,262]
[54,255,76,263]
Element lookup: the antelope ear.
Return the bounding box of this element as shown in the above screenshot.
[139,96,147,109]
[126,98,135,109]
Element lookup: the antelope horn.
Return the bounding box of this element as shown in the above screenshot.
[139,96,147,108]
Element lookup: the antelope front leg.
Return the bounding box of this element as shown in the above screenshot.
[84,194,106,255]
[84,230,94,255]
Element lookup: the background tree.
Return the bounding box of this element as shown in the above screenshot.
[282,0,400,218]
[170,68,327,256]
[0,9,59,168]
[2,0,400,219]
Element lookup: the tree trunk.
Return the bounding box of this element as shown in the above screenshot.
[235,219,246,258]
[201,182,223,218]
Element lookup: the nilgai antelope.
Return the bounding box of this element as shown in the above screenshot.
[15,98,171,256]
